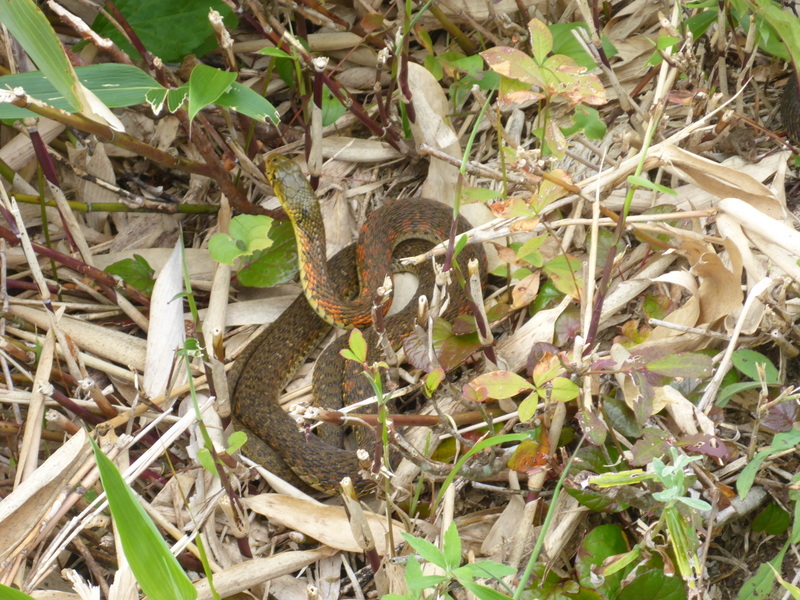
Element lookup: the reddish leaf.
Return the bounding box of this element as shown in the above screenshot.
[526,343,560,377]
[451,313,479,336]
[467,370,534,400]
[488,197,537,218]
[577,408,607,446]
[462,382,489,403]
[679,433,731,460]
[498,90,546,108]
[629,429,671,467]
[431,318,481,371]
[481,46,544,86]
[760,401,798,433]
[508,437,550,473]
[553,305,581,346]
[532,352,563,387]
[359,12,384,32]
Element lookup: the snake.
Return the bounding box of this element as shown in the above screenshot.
[229,155,486,494]
[782,71,800,144]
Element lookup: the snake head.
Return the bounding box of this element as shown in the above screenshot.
[264,154,292,188]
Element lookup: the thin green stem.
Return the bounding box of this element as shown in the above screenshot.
[513,435,585,599]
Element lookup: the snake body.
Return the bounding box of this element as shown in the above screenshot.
[782,72,800,144]
[229,156,485,494]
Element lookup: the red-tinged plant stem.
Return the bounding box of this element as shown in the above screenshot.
[259,11,405,151]
[0,220,151,307]
[512,0,531,25]
[104,1,156,71]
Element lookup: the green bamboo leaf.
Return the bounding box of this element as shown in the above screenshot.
[0,64,163,120]
[0,584,35,600]
[187,64,236,123]
[89,438,197,600]
[217,82,279,123]
[0,0,82,111]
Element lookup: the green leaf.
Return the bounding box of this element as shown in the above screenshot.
[0,63,160,119]
[617,568,687,600]
[89,438,197,600]
[664,505,699,584]
[404,555,448,592]
[187,64,237,123]
[645,352,713,379]
[443,521,462,570]
[738,428,800,498]
[685,9,719,40]
[752,503,791,535]
[321,85,346,127]
[516,235,547,267]
[195,448,218,476]
[258,47,293,59]
[424,369,445,397]
[346,329,368,363]
[229,215,275,253]
[217,82,279,123]
[588,470,650,487]
[550,23,618,70]
[518,392,539,422]
[481,47,545,87]
[235,220,299,287]
[401,532,447,569]
[736,556,785,600]
[550,377,580,402]
[543,254,582,298]
[459,580,514,600]
[460,186,503,204]
[769,564,800,599]
[457,560,517,580]
[226,431,247,454]
[0,0,82,111]
[715,380,762,407]
[209,214,277,265]
[603,396,643,438]
[91,0,237,63]
[731,348,780,384]
[105,254,156,295]
[562,105,607,139]
[627,175,677,196]
[0,584,36,600]
[208,233,247,265]
[528,18,553,63]
[576,524,629,598]
[677,496,712,511]
[566,484,628,512]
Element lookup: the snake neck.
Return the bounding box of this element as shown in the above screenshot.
[291,209,380,329]
[266,154,389,329]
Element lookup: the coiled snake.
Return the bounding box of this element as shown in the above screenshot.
[229,155,486,494]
